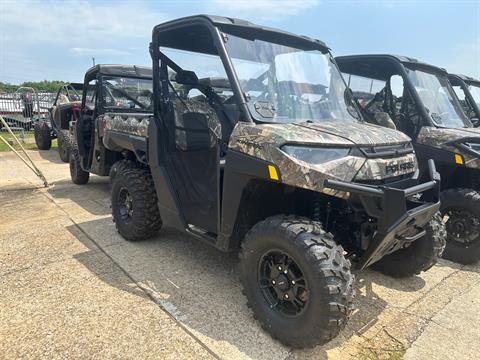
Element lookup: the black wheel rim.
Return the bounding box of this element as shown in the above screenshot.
[117,187,133,222]
[258,250,309,317]
[444,208,480,246]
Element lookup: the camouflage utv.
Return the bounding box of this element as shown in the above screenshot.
[73,16,445,347]
[337,54,480,265]
[448,74,480,126]
[69,64,153,185]
[34,82,83,162]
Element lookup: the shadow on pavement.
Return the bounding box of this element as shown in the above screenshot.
[64,214,429,359]
[37,148,65,164]
[47,178,111,216]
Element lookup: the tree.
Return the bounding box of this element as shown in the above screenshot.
[0,80,68,93]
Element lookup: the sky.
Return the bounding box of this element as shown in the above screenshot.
[0,0,479,84]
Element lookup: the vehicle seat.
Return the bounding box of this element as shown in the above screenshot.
[172,98,222,151]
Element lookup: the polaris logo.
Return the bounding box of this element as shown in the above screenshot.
[386,161,415,174]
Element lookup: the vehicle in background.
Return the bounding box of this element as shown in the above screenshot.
[0,87,50,131]
[337,54,480,265]
[448,74,480,126]
[34,83,84,162]
[69,64,153,184]
[71,16,446,347]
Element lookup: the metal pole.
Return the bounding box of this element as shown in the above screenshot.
[0,115,48,186]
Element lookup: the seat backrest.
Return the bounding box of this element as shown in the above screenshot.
[172,98,222,151]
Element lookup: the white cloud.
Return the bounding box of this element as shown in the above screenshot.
[208,0,320,20]
[70,48,131,56]
[0,0,170,82]
[1,1,170,46]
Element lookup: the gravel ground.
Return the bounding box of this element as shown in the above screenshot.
[1,149,480,359]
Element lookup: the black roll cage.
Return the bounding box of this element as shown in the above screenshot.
[80,65,153,115]
[53,83,83,106]
[448,73,480,121]
[149,15,331,127]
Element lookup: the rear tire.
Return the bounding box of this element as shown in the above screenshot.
[239,216,355,348]
[111,167,162,241]
[69,143,89,185]
[34,121,52,150]
[57,130,72,163]
[372,213,446,277]
[441,189,480,264]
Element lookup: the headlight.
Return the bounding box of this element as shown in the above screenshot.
[281,145,350,165]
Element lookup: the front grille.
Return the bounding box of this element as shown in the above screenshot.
[357,142,414,159]
[356,173,411,186]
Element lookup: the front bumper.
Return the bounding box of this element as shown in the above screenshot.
[324,160,440,270]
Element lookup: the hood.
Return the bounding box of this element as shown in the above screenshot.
[417,126,480,148]
[293,121,411,146]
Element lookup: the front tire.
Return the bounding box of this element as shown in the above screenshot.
[239,216,355,348]
[111,167,162,241]
[372,213,446,278]
[57,130,72,163]
[109,159,136,187]
[441,189,480,264]
[34,121,52,150]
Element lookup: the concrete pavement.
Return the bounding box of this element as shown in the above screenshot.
[1,149,479,359]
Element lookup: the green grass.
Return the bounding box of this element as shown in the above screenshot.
[0,133,57,152]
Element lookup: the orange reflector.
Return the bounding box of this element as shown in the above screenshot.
[454,153,464,165]
[268,165,279,181]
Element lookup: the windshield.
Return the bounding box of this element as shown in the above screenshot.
[468,84,480,108]
[102,76,153,111]
[405,67,469,128]
[224,34,359,124]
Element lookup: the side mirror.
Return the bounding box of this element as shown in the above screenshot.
[373,112,396,130]
[175,112,215,151]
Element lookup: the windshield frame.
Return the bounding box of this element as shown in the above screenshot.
[403,64,471,128]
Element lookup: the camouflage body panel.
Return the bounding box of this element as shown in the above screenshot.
[229,121,417,198]
[103,113,151,137]
[297,121,411,145]
[417,126,480,168]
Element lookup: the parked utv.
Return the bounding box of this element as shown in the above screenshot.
[69,64,153,185]
[448,73,480,126]
[34,82,83,162]
[337,54,480,265]
[72,16,445,347]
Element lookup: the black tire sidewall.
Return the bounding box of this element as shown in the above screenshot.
[110,168,162,241]
[441,189,480,264]
[242,229,330,335]
[69,145,89,185]
[240,217,354,347]
[34,122,52,150]
[57,131,71,162]
[111,173,134,236]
